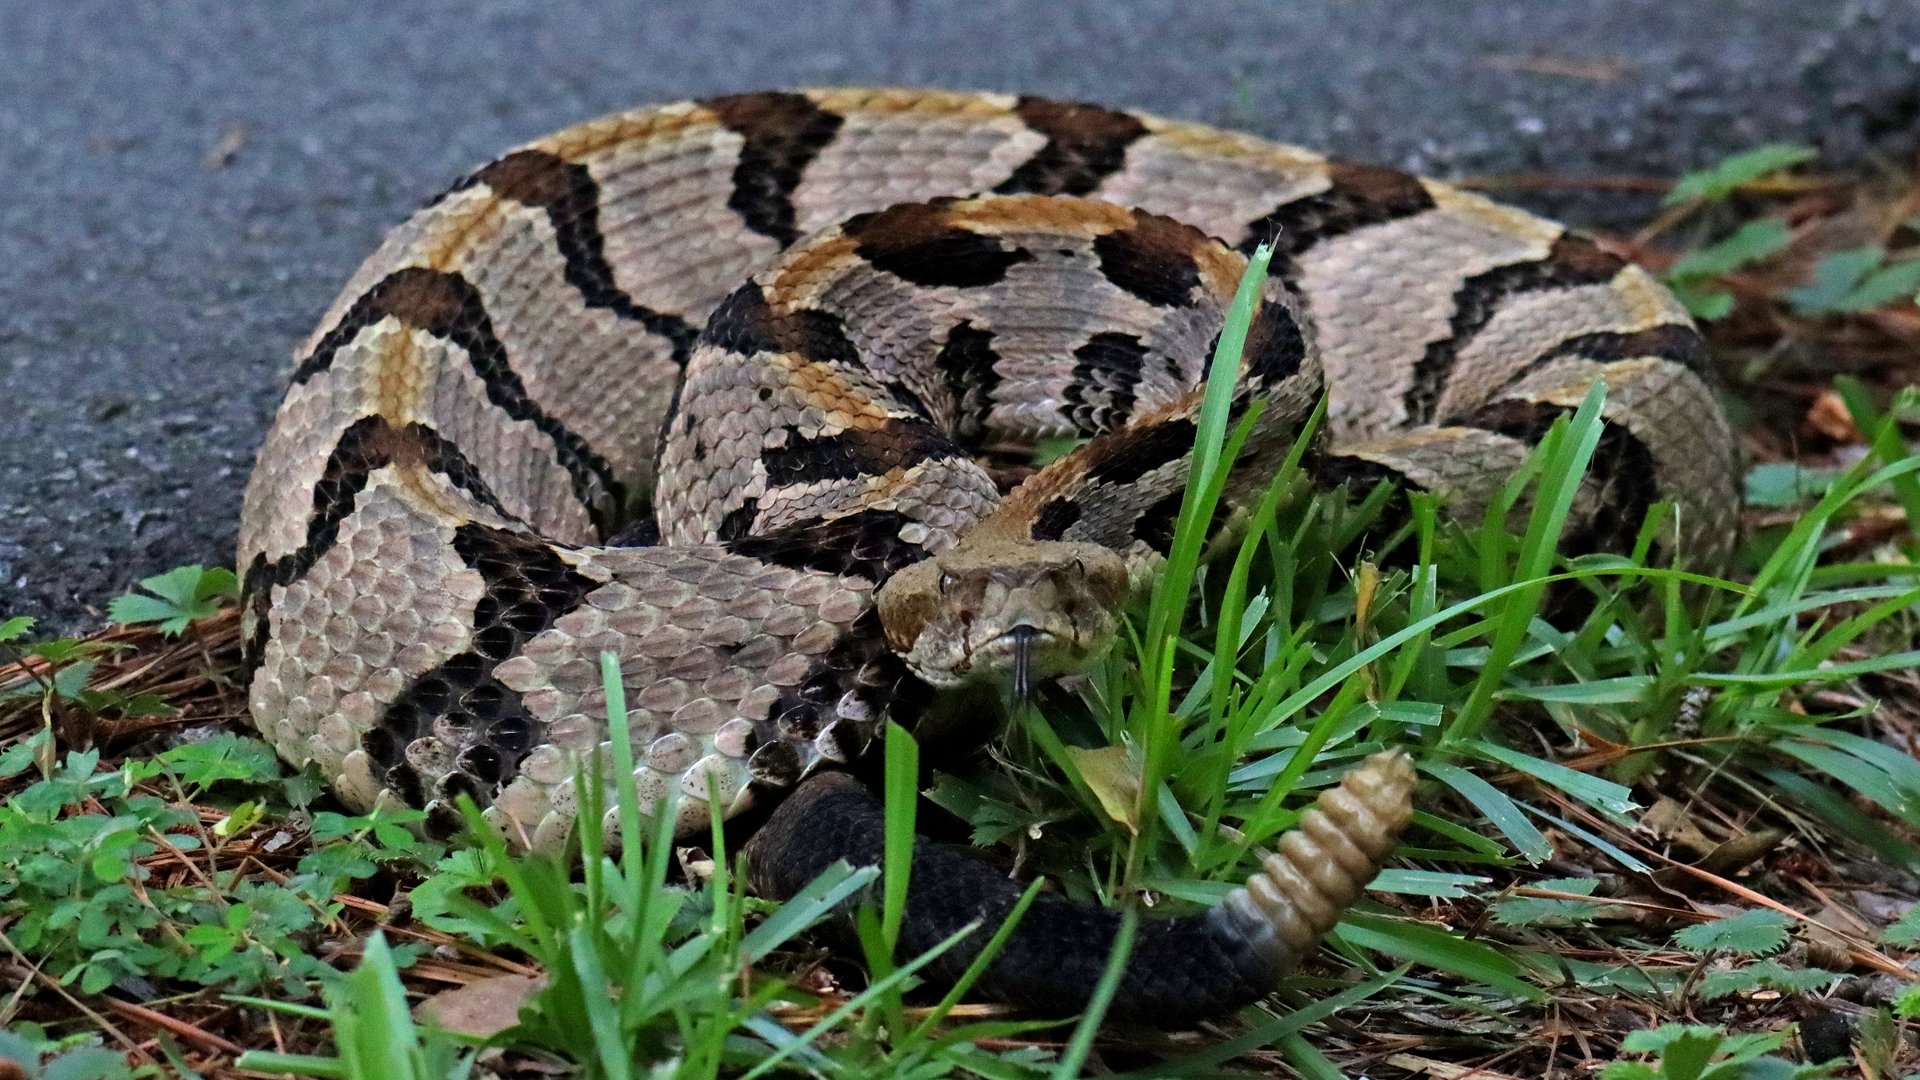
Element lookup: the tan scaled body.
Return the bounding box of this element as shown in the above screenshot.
[239,89,1737,1004]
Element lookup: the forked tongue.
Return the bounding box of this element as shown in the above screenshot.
[1008,624,1040,702]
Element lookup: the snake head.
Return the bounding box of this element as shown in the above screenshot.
[875,536,1131,694]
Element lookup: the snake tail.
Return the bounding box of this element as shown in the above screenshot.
[744,750,1415,1022]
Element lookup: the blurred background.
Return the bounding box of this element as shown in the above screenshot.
[2,0,1916,632]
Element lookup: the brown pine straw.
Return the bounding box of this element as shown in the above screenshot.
[0,606,245,749]
[1531,785,1915,980]
[101,998,245,1057]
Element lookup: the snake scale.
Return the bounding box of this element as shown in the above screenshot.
[238,88,1739,1021]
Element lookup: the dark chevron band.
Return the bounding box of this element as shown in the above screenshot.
[701,281,864,369]
[1031,496,1082,541]
[292,267,623,531]
[935,321,1003,444]
[756,605,931,774]
[1241,299,1311,383]
[699,281,783,358]
[1466,398,1662,557]
[994,97,1150,197]
[1402,235,1627,426]
[1240,160,1436,257]
[1513,324,1710,380]
[1062,332,1151,434]
[706,91,847,249]
[367,522,599,836]
[1083,416,1199,487]
[843,201,1035,288]
[240,416,513,669]
[292,266,460,384]
[725,508,930,583]
[1130,487,1235,556]
[461,150,699,367]
[761,419,963,488]
[1092,214,1208,308]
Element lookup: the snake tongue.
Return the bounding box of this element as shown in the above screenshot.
[1008,625,1040,702]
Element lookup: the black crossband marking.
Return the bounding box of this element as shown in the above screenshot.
[455,150,699,368]
[290,267,623,533]
[706,91,847,249]
[994,97,1150,197]
[1402,235,1627,426]
[1240,161,1436,257]
[240,416,513,670]
[366,522,598,835]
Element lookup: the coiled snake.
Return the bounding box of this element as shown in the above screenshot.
[239,89,1739,1022]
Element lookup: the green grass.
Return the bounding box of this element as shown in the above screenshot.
[4,142,1920,1077]
[232,658,1060,1080]
[992,392,1920,991]
[230,238,1920,1076]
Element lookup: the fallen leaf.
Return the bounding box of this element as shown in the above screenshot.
[1803,903,1869,972]
[1640,796,1716,856]
[1387,1053,1529,1080]
[1064,744,1141,834]
[414,973,544,1038]
[1353,561,1382,636]
[1639,796,1690,837]
[1806,389,1865,443]
[1695,829,1787,876]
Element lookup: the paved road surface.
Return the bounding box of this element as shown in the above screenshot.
[3,0,1916,632]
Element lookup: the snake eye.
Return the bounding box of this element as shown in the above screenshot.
[938,572,955,595]
[1071,557,1085,578]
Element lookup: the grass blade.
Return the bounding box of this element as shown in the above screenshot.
[568,922,632,1080]
[738,919,982,1080]
[1466,740,1637,816]
[1452,379,1609,740]
[1335,913,1542,1001]
[739,862,878,963]
[1422,760,1552,863]
[881,719,919,955]
[1051,908,1138,1080]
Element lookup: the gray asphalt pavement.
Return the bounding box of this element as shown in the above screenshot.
[3,0,1917,633]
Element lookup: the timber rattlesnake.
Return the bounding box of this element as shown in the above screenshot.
[239,89,1738,1021]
